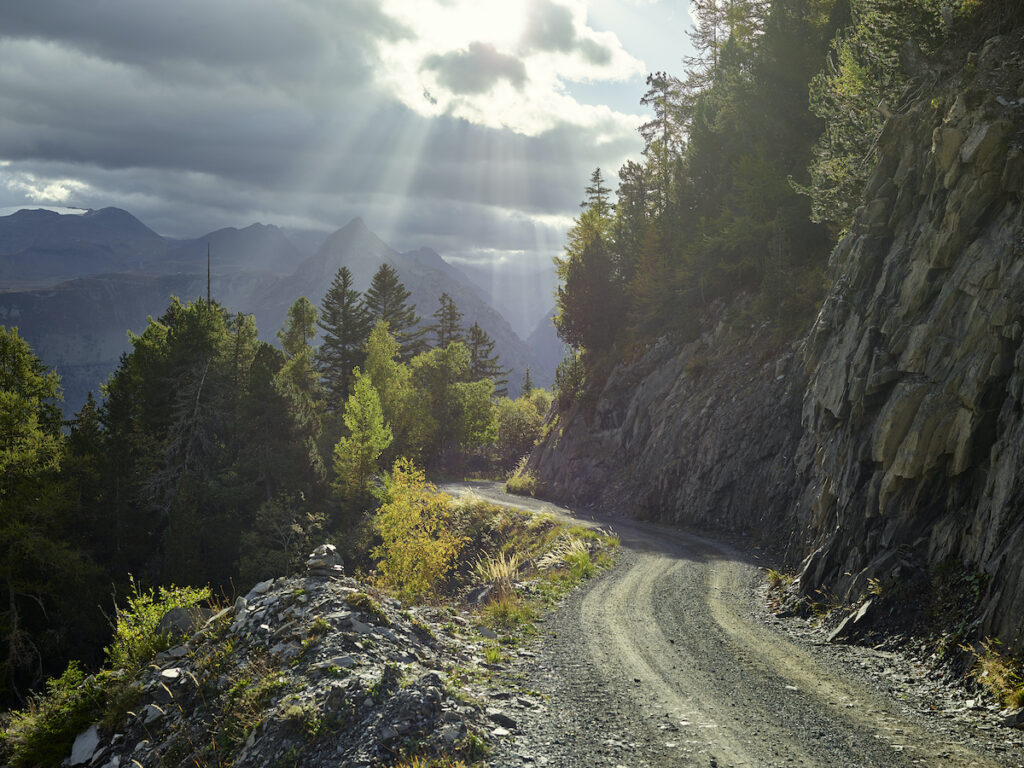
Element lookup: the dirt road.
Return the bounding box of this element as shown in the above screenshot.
[443,481,1020,768]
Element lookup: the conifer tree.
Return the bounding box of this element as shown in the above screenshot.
[332,369,392,510]
[581,168,612,218]
[430,292,464,348]
[466,322,508,397]
[365,264,426,361]
[316,267,371,410]
[278,296,318,355]
[521,366,534,396]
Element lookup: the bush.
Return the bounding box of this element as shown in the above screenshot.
[554,350,586,408]
[372,459,468,601]
[2,662,105,768]
[105,576,212,674]
[505,459,543,497]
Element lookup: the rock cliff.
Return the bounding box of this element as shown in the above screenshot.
[529,32,1024,650]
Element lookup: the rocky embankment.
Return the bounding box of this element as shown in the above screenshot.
[528,32,1024,652]
[57,546,512,768]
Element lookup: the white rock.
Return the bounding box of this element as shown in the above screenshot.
[69,724,100,765]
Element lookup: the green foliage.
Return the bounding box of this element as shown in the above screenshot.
[554,349,586,409]
[430,292,464,348]
[473,551,521,601]
[372,459,468,601]
[466,322,508,397]
[408,343,496,466]
[2,661,105,768]
[332,369,393,509]
[505,466,544,498]
[969,639,1024,709]
[480,595,538,633]
[365,264,426,361]
[317,266,371,410]
[1,326,106,705]
[565,549,597,580]
[104,576,212,673]
[554,208,623,353]
[344,591,392,625]
[494,395,545,469]
[278,297,318,356]
[239,493,323,584]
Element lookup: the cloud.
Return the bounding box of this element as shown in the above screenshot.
[423,42,528,95]
[0,0,647,268]
[520,0,613,64]
[378,0,644,135]
[3,169,90,204]
[522,0,578,52]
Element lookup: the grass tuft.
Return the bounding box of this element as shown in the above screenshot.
[969,638,1024,708]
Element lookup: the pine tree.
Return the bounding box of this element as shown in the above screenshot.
[521,367,534,396]
[316,267,371,410]
[278,296,318,355]
[581,168,612,218]
[466,322,509,397]
[0,327,103,704]
[365,264,426,361]
[430,292,464,348]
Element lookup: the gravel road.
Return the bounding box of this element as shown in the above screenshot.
[443,481,1022,768]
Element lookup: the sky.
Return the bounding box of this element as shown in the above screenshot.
[0,0,695,270]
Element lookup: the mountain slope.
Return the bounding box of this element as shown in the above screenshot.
[154,223,304,276]
[0,207,168,288]
[259,218,549,394]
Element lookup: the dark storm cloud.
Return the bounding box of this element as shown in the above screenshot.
[422,42,529,95]
[0,0,641,256]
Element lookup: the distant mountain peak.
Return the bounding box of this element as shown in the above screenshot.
[340,216,368,232]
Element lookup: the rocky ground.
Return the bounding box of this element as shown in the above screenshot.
[55,493,1024,768]
[755,582,1024,764]
[60,547,515,768]
[467,485,1024,768]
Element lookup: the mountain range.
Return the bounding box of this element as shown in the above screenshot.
[0,208,562,413]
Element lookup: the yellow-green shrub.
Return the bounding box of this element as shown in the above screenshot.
[373,459,467,601]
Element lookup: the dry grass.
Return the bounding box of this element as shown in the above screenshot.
[970,638,1024,708]
[472,551,521,601]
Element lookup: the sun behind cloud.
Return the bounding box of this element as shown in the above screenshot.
[377,0,645,136]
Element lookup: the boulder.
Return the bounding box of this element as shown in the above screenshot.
[156,605,215,639]
[69,724,100,765]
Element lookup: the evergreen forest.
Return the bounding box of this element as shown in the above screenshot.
[554,0,1019,383]
[0,263,547,707]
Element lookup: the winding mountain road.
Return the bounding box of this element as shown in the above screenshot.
[442,481,1019,768]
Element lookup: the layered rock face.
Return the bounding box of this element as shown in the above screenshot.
[527,311,806,546]
[799,34,1024,646]
[530,33,1024,648]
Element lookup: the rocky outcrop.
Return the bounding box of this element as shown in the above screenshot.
[530,33,1024,650]
[62,569,498,768]
[527,306,806,545]
[798,33,1024,647]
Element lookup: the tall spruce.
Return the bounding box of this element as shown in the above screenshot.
[430,292,464,348]
[467,322,508,397]
[316,267,371,410]
[365,264,426,361]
